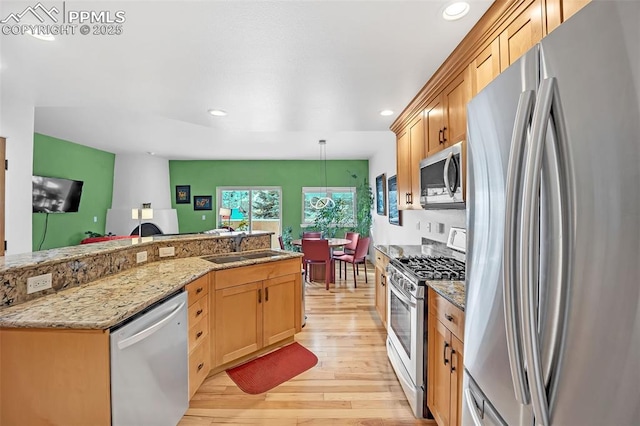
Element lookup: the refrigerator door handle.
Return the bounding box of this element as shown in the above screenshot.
[503,89,535,405]
[443,150,454,197]
[522,76,575,426]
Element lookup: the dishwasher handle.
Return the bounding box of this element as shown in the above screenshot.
[117,300,187,350]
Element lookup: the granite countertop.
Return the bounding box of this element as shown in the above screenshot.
[375,244,466,311]
[0,249,302,329]
[0,231,272,272]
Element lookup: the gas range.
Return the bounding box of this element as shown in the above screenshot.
[394,255,466,282]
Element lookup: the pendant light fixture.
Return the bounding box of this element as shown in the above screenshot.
[311,139,335,210]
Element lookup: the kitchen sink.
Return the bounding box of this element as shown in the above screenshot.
[201,250,284,264]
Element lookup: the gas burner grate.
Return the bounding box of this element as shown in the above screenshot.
[395,255,465,281]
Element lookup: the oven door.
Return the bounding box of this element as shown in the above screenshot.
[419,141,464,208]
[387,282,423,386]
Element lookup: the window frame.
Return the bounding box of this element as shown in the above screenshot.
[301,186,357,226]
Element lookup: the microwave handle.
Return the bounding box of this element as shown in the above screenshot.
[443,151,454,198]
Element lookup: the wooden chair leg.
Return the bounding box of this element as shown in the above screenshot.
[352,263,357,288]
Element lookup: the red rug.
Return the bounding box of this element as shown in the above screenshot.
[226,342,318,394]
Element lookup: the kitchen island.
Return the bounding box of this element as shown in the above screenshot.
[0,232,303,426]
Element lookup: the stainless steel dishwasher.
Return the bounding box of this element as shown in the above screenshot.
[110,291,188,426]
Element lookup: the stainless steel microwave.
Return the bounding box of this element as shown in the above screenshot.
[419,141,464,209]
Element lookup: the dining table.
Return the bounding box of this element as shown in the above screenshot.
[292,238,351,283]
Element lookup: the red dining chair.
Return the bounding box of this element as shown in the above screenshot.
[333,237,371,287]
[302,231,322,238]
[301,238,333,290]
[332,232,359,278]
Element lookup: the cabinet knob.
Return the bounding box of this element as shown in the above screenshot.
[196,331,203,339]
[445,313,454,322]
[197,362,204,371]
[196,287,203,294]
[196,309,203,316]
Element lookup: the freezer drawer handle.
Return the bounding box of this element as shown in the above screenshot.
[116,300,186,350]
[464,388,485,425]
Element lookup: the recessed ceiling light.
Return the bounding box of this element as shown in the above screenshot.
[380,110,394,116]
[442,2,470,21]
[25,30,55,41]
[147,151,155,156]
[208,109,227,116]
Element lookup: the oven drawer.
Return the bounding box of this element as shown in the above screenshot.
[429,288,465,341]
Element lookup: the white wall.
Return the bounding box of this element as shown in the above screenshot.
[111,153,173,209]
[0,95,34,255]
[369,132,466,246]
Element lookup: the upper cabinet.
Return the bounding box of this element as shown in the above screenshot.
[396,114,424,210]
[469,37,501,97]
[499,0,544,71]
[425,71,470,157]
[391,0,591,211]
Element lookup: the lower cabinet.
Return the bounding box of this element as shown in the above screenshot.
[374,249,390,328]
[211,258,301,369]
[186,274,211,398]
[427,288,465,426]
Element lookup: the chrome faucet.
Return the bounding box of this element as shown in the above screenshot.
[232,232,247,252]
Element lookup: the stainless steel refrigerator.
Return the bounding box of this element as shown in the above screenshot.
[464,2,640,425]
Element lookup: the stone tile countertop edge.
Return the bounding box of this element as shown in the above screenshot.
[0,250,303,330]
[375,244,465,311]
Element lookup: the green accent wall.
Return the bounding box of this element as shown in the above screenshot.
[32,133,115,250]
[169,160,368,238]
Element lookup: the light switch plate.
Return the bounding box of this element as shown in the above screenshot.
[159,247,175,257]
[136,251,148,263]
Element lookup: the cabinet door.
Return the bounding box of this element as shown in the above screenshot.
[374,266,387,327]
[499,0,544,72]
[425,97,445,156]
[563,0,590,21]
[469,37,501,97]
[430,320,453,426]
[262,274,297,346]
[443,71,470,147]
[450,335,464,426]
[396,128,412,210]
[215,281,262,366]
[408,113,425,207]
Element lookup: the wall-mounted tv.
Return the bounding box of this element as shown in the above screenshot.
[32,175,84,213]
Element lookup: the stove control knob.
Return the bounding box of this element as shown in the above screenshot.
[409,283,415,292]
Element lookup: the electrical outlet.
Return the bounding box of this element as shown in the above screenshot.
[136,251,148,263]
[93,216,98,223]
[437,223,445,234]
[159,246,175,257]
[202,215,206,220]
[27,273,52,294]
[426,222,432,232]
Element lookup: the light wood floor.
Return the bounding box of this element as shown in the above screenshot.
[180,262,435,425]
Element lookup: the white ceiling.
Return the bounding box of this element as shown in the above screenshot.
[1,0,492,160]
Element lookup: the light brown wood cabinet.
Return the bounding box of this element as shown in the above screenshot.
[374,249,390,328]
[396,114,425,209]
[186,274,211,398]
[469,37,501,97]
[499,0,544,72]
[211,258,301,369]
[427,288,465,426]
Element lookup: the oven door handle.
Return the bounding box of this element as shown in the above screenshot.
[389,283,417,308]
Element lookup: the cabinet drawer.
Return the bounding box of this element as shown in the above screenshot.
[375,250,390,270]
[188,313,209,353]
[430,289,465,341]
[188,296,208,325]
[185,275,209,306]
[188,336,210,398]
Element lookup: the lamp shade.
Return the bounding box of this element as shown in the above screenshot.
[132,208,154,220]
[219,207,231,218]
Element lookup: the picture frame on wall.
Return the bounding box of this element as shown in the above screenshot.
[376,173,387,216]
[388,175,402,226]
[194,195,212,211]
[175,185,191,204]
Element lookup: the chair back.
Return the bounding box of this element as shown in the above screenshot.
[278,236,285,250]
[353,236,371,261]
[302,238,330,262]
[344,232,359,251]
[302,231,322,239]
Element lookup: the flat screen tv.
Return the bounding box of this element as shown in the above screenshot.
[32,175,84,213]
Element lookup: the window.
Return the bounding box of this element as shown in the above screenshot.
[302,187,356,225]
[217,187,282,247]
